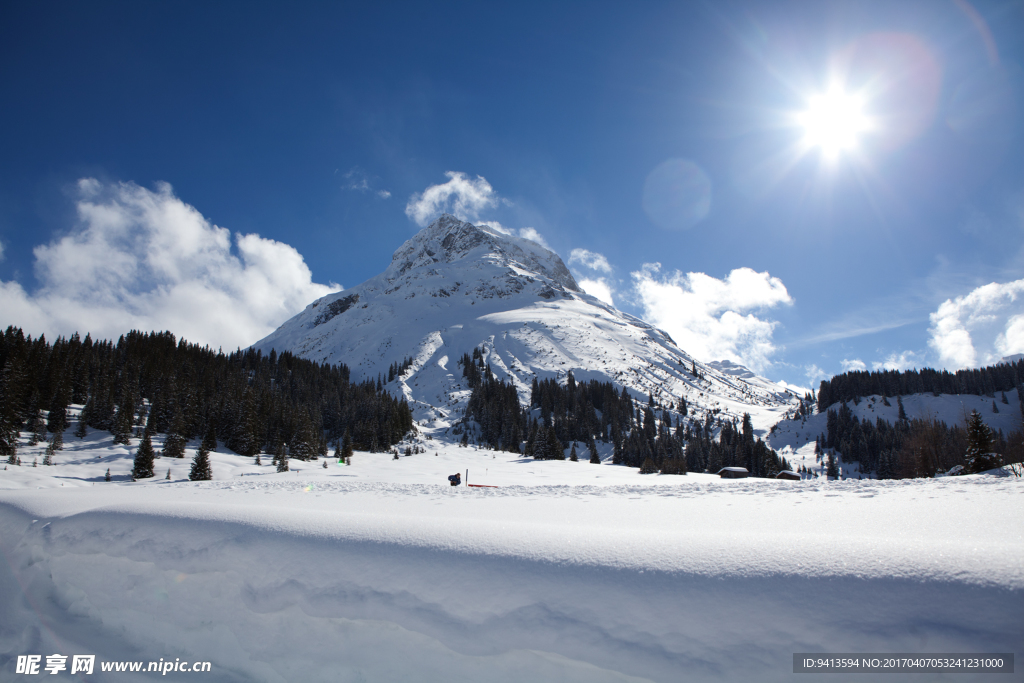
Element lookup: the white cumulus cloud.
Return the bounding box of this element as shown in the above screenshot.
[0,179,339,349]
[631,264,792,372]
[928,279,1024,368]
[841,359,867,372]
[568,248,612,274]
[578,278,615,306]
[405,172,501,227]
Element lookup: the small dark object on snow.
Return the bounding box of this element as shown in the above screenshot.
[448,472,462,486]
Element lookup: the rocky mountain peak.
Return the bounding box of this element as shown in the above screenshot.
[385,214,580,292]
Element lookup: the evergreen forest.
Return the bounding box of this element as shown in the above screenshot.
[0,326,413,460]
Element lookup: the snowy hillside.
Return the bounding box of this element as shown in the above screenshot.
[2,415,1021,683]
[254,215,799,436]
[768,389,1023,478]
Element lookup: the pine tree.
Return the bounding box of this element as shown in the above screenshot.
[640,457,658,474]
[74,416,87,439]
[165,468,171,480]
[189,442,213,481]
[826,451,839,479]
[341,430,353,461]
[28,409,45,446]
[277,446,289,473]
[569,442,578,461]
[964,409,1001,473]
[546,427,563,460]
[104,467,111,482]
[201,423,218,453]
[111,401,133,445]
[42,443,53,466]
[163,431,186,459]
[132,432,156,479]
[51,428,63,451]
[897,396,907,421]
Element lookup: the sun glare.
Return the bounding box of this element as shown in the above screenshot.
[798,87,870,159]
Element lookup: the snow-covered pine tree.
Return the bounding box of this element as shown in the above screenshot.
[104,467,111,481]
[132,432,156,479]
[569,442,578,461]
[74,415,87,439]
[42,443,53,466]
[276,447,289,472]
[189,441,212,481]
[964,409,1002,474]
[51,428,63,451]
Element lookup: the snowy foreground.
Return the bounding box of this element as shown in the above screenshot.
[1,436,1022,682]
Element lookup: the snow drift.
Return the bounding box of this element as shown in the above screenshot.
[1,475,1020,682]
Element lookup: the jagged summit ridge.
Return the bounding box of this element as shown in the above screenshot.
[254,214,799,434]
[385,214,580,293]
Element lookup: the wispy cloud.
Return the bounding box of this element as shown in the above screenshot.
[871,350,922,371]
[405,172,504,227]
[791,317,922,347]
[0,179,339,349]
[631,264,792,372]
[343,168,390,198]
[568,248,612,274]
[517,227,549,249]
[568,248,615,305]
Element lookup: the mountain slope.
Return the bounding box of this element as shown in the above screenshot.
[254,215,799,434]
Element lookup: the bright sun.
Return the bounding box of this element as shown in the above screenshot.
[798,87,870,159]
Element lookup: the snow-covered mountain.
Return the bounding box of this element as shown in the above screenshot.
[254,215,799,433]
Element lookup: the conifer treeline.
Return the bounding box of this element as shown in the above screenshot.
[817,359,1024,411]
[460,353,790,477]
[823,401,1020,478]
[0,326,413,458]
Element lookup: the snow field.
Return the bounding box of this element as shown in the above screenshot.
[2,398,1022,682]
[1,455,1022,682]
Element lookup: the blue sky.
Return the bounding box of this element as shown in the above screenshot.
[1,0,1022,390]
